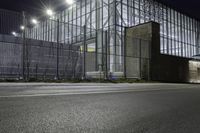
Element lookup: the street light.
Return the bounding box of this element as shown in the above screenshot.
[12,31,17,36]
[46,9,54,17]
[31,18,38,25]
[20,25,25,30]
[66,0,74,5]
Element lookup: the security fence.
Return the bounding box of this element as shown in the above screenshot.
[0,34,82,80]
[0,33,151,81]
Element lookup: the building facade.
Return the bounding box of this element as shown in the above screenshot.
[24,0,200,77]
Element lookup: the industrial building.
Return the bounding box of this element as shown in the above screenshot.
[1,0,200,82]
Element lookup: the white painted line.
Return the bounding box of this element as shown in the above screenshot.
[0,88,184,98]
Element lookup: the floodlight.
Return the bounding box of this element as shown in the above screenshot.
[20,25,25,30]
[12,31,17,36]
[46,9,54,16]
[66,0,74,5]
[31,18,38,24]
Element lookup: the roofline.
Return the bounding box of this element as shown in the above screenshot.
[56,0,200,22]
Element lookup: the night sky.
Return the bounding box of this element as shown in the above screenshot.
[0,0,200,20]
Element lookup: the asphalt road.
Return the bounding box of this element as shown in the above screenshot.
[0,83,200,133]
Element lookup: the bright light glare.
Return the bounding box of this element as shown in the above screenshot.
[46,9,54,16]
[66,0,74,5]
[31,18,38,24]
[20,26,25,30]
[12,31,17,36]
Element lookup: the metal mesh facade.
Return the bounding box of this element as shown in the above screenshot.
[25,0,200,74]
[0,9,22,35]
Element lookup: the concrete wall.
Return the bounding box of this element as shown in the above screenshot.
[125,22,157,79]
[86,52,96,72]
[189,60,200,83]
[152,54,200,83]
[125,21,200,83]
[152,55,189,82]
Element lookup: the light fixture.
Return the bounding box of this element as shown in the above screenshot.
[46,9,54,16]
[66,0,74,5]
[20,25,25,30]
[12,31,17,36]
[31,18,38,25]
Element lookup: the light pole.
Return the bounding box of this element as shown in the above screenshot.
[56,18,60,80]
[22,11,26,80]
[44,4,76,80]
[83,25,87,80]
[45,8,60,80]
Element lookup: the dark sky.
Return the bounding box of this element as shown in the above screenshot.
[160,0,200,19]
[0,0,66,16]
[0,0,200,19]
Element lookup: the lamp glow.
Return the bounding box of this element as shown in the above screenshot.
[31,18,38,24]
[20,26,25,30]
[46,9,54,16]
[12,31,17,36]
[66,0,74,5]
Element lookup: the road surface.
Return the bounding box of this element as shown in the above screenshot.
[0,83,200,133]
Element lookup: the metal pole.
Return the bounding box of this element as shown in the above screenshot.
[22,11,26,80]
[35,64,38,80]
[83,25,86,80]
[105,30,108,80]
[56,19,60,80]
[124,28,127,79]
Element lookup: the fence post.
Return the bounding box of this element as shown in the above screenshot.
[22,11,26,80]
[56,19,60,80]
[124,28,127,79]
[82,25,87,80]
[105,30,108,80]
[27,62,30,81]
[35,64,38,80]
[18,64,20,80]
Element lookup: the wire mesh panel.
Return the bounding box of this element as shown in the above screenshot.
[0,34,82,80]
[0,37,22,79]
[0,9,22,35]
